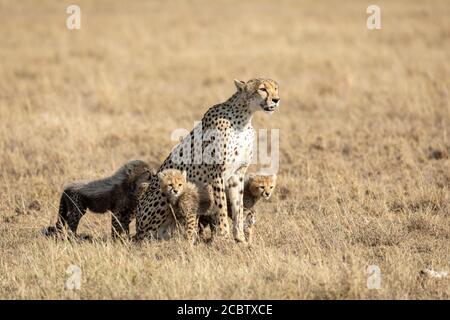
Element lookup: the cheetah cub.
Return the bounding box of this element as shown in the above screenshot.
[157,169,213,243]
[158,169,277,244]
[44,160,154,239]
[240,174,277,243]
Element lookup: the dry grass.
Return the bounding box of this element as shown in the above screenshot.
[0,0,449,299]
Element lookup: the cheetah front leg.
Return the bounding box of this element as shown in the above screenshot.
[227,166,247,243]
[211,174,230,239]
[243,208,255,243]
[111,209,132,240]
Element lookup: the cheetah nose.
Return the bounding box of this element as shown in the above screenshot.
[173,190,178,194]
[264,192,270,197]
[272,98,280,104]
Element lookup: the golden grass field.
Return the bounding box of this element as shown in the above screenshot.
[0,0,449,299]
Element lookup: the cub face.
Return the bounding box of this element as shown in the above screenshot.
[158,169,187,204]
[248,174,277,200]
[234,78,280,114]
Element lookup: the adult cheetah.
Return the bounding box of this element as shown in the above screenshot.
[136,78,280,242]
[199,173,277,244]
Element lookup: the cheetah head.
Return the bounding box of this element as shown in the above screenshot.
[158,169,187,204]
[124,160,155,192]
[248,174,277,200]
[234,78,280,114]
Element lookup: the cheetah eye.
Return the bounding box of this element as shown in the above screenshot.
[259,87,267,92]
[168,184,173,187]
[270,186,274,189]
[178,184,182,187]
[259,186,265,190]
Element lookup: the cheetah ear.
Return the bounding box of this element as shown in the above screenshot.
[234,79,246,92]
[182,170,187,180]
[157,171,165,181]
[246,173,256,183]
[271,174,277,181]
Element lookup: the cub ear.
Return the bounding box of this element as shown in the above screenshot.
[157,171,165,181]
[182,170,187,180]
[246,173,256,183]
[125,164,134,176]
[234,79,246,92]
[271,174,277,181]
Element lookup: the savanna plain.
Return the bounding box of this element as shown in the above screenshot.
[0,0,448,299]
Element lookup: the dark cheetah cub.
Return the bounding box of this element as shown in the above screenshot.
[44,160,154,239]
[157,169,213,243]
[199,174,277,243]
